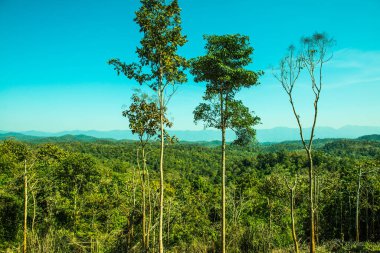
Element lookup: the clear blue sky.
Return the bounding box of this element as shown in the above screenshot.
[1,0,379,132]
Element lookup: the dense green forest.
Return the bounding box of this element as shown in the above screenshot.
[0,136,379,252]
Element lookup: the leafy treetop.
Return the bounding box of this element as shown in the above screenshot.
[123,92,174,146]
[108,0,188,94]
[191,34,261,146]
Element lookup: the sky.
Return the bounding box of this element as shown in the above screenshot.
[1,0,379,132]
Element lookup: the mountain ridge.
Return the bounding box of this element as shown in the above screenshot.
[1,125,380,143]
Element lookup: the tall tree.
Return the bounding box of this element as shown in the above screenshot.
[108,1,187,252]
[191,34,261,253]
[274,33,334,253]
[123,92,171,251]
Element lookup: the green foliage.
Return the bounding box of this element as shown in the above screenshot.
[108,0,188,92]
[357,134,380,142]
[0,194,22,243]
[1,139,30,162]
[123,92,175,145]
[191,34,261,92]
[54,153,99,194]
[0,138,379,252]
[191,34,261,144]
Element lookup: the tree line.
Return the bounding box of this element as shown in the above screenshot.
[0,139,380,252]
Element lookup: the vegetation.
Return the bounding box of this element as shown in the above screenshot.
[1,1,379,253]
[0,136,379,252]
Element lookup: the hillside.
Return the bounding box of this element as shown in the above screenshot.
[357,134,380,141]
[2,125,380,143]
[2,132,380,153]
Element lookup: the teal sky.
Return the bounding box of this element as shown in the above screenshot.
[1,0,379,132]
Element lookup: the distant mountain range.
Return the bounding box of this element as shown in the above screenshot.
[256,126,380,143]
[1,125,380,143]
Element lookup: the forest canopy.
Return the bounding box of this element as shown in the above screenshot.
[0,136,379,252]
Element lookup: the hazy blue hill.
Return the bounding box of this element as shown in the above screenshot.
[0,132,43,142]
[2,132,380,154]
[259,138,341,152]
[322,138,380,157]
[180,140,223,147]
[256,126,380,142]
[18,130,138,140]
[18,130,234,142]
[357,134,380,141]
[39,134,107,143]
[0,133,116,144]
[2,125,380,143]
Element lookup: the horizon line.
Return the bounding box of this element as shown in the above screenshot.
[1,124,380,134]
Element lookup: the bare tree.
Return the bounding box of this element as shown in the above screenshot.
[274,32,334,253]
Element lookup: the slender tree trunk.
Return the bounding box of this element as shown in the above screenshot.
[74,190,77,232]
[307,151,316,253]
[159,91,165,253]
[128,160,137,247]
[23,160,28,253]
[335,197,338,238]
[371,190,375,240]
[222,127,226,253]
[366,189,369,241]
[220,91,226,253]
[167,199,171,245]
[221,125,226,253]
[147,169,152,252]
[349,194,352,240]
[290,187,300,253]
[91,212,96,253]
[314,174,319,244]
[288,94,317,253]
[141,148,147,252]
[32,191,36,232]
[153,216,156,253]
[340,194,344,241]
[133,158,136,207]
[356,167,362,242]
[268,198,272,251]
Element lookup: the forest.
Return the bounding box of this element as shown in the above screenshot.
[0,136,380,252]
[1,0,380,252]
